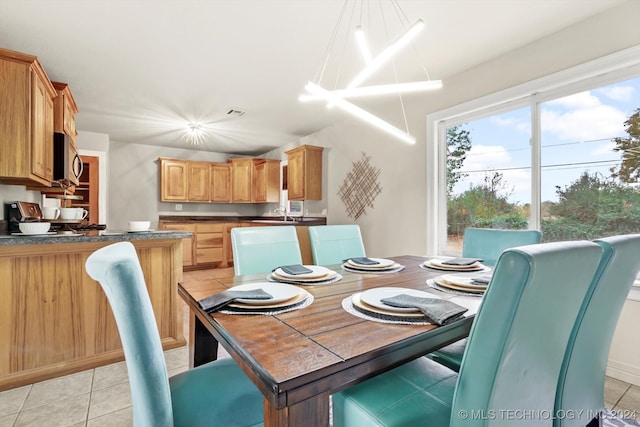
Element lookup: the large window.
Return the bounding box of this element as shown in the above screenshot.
[428,46,640,257]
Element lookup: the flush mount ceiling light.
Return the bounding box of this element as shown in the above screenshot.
[299,0,442,144]
[183,122,206,145]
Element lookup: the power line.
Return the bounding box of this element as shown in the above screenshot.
[460,159,622,174]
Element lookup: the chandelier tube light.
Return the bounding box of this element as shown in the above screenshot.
[299,80,442,101]
[355,26,372,64]
[347,18,424,89]
[305,82,416,144]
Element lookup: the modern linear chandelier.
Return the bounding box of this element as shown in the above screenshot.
[299,0,442,144]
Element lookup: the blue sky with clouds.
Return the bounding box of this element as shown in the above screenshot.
[452,76,640,204]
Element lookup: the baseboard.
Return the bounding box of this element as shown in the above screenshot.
[607,359,640,386]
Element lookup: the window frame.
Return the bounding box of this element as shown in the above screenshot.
[426,45,640,300]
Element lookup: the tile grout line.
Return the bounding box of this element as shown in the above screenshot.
[83,368,96,426]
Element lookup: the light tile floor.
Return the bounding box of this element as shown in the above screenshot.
[1,267,639,426]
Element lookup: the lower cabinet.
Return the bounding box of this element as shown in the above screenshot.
[159,223,195,266]
[160,221,316,270]
[195,223,224,265]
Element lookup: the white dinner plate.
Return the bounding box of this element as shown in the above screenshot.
[273,265,333,279]
[360,287,441,313]
[231,282,301,305]
[346,257,396,269]
[438,274,488,289]
[423,258,486,271]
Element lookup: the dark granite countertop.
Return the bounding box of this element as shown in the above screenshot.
[159,215,327,226]
[0,230,192,246]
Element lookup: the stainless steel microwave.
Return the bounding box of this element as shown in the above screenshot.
[53,132,82,186]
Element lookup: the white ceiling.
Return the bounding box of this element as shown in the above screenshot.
[0,0,625,155]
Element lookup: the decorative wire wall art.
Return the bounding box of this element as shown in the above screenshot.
[338,152,382,220]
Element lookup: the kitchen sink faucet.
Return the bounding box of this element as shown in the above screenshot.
[273,207,289,222]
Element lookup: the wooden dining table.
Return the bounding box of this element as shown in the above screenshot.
[178,255,478,427]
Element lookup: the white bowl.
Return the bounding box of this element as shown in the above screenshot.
[128,221,151,231]
[19,222,51,235]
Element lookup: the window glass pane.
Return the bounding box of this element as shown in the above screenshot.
[540,77,640,242]
[446,106,532,254]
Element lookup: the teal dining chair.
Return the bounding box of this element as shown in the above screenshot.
[308,224,366,265]
[462,227,542,266]
[555,234,640,427]
[231,225,302,275]
[332,240,603,427]
[85,242,263,427]
[428,226,543,372]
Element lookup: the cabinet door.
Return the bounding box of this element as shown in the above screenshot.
[160,159,188,201]
[44,92,54,181]
[253,161,267,202]
[30,71,49,180]
[253,160,280,203]
[287,150,305,200]
[231,159,253,202]
[211,163,231,202]
[188,162,210,201]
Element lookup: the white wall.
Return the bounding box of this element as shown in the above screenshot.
[107,141,261,230]
[608,300,640,385]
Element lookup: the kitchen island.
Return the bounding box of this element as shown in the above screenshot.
[0,230,190,391]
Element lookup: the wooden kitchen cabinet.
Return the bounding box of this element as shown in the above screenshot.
[229,158,254,203]
[51,81,78,141]
[159,222,196,266]
[253,159,281,203]
[286,145,324,200]
[210,162,231,202]
[159,158,188,201]
[0,48,56,186]
[187,161,210,201]
[195,223,224,265]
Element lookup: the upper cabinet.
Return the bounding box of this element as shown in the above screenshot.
[187,161,210,202]
[253,159,281,203]
[229,158,253,203]
[159,158,189,201]
[0,48,56,186]
[51,81,78,142]
[210,163,231,202]
[159,157,279,204]
[286,145,324,200]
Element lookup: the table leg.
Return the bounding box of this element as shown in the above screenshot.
[188,312,218,368]
[264,393,330,427]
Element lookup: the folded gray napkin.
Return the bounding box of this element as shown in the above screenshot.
[343,257,380,265]
[198,288,273,313]
[380,294,468,325]
[471,273,493,285]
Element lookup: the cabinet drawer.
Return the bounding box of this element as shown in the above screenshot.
[196,247,224,264]
[196,233,223,248]
[196,223,224,233]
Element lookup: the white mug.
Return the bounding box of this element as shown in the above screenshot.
[42,207,60,220]
[60,207,88,220]
[74,208,89,220]
[59,207,77,220]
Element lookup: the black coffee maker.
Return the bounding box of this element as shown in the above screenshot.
[5,201,43,233]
